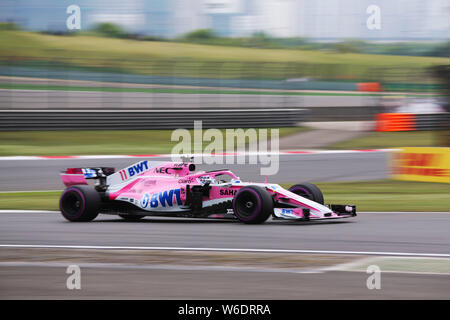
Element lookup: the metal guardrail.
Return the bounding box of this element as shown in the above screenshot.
[308,106,383,121]
[0,109,308,131]
[0,88,308,111]
[415,113,450,131]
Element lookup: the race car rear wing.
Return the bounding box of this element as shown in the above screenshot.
[60,167,115,187]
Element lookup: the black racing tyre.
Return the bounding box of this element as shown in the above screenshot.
[288,183,324,205]
[119,214,144,221]
[59,185,101,222]
[232,186,273,224]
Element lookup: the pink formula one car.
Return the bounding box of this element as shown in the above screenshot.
[59,160,356,224]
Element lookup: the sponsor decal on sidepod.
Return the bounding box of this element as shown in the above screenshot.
[141,189,183,209]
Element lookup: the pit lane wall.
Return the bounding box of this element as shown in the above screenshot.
[392,147,450,183]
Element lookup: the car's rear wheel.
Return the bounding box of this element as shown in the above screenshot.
[119,214,144,221]
[232,186,273,224]
[59,185,100,222]
[288,183,324,204]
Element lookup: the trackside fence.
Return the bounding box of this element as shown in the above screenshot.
[0,109,308,130]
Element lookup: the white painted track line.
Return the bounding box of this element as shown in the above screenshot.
[0,244,449,258]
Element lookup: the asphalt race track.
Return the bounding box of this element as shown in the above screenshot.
[0,152,390,191]
[2,266,449,299]
[0,211,449,299]
[1,211,450,254]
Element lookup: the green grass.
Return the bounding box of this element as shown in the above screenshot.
[286,180,450,212]
[0,128,306,156]
[0,191,61,211]
[1,180,448,212]
[1,30,449,82]
[0,82,375,96]
[328,131,440,149]
[0,83,439,97]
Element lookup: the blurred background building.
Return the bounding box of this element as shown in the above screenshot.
[1,0,449,40]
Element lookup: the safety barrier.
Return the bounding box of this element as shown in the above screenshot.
[375,113,450,132]
[0,109,308,131]
[356,82,381,92]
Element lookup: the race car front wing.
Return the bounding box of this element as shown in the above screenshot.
[273,204,356,221]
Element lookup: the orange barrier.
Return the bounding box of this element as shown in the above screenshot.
[357,82,381,92]
[375,113,415,132]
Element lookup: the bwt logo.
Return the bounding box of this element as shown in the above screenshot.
[141,189,182,208]
[128,161,149,177]
[119,161,149,181]
[141,193,150,208]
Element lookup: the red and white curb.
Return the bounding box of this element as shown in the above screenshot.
[0,149,397,161]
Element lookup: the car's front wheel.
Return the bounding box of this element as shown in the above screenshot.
[288,183,324,204]
[59,185,101,222]
[232,186,273,224]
